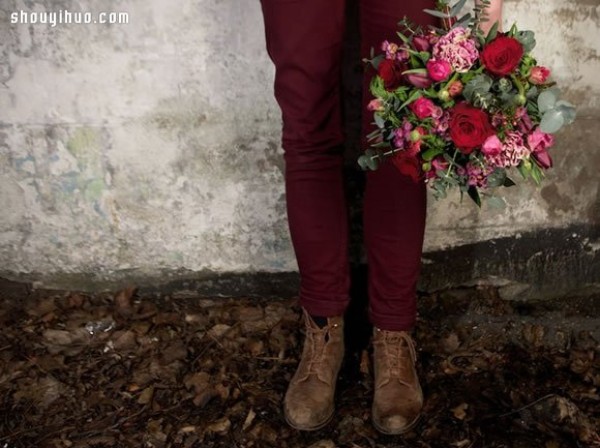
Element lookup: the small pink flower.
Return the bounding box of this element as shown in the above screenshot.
[465,161,494,188]
[426,59,452,82]
[529,66,551,85]
[413,36,430,52]
[527,128,555,153]
[432,156,449,172]
[367,99,385,112]
[410,97,437,120]
[481,135,503,156]
[447,80,463,97]
[515,107,534,133]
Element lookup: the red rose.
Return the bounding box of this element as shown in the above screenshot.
[481,35,524,77]
[449,102,494,154]
[378,59,408,91]
[391,152,422,181]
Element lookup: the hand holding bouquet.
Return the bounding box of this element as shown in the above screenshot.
[358,0,576,207]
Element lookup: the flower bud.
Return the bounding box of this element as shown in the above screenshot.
[410,130,422,142]
[438,90,450,102]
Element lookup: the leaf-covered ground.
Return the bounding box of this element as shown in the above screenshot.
[0,282,598,448]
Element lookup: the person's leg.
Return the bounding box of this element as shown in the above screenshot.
[260,0,351,319]
[359,0,438,435]
[360,0,437,333]
[259,0,348,431]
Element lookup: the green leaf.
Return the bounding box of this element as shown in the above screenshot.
[402,68,428,75]
[518,162,530,180]
[374,113,385,129]
[530,162,544,185]
[398,90,422,111]
[467,186,482,208]
[540,109,565,133]
[396,31,410,45]
[422,147,444,161]
[485,21,499,43]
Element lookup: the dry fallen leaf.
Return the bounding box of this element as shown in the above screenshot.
[452,402,469,420]
[205,416,231,435]
[114,285,137,317]
[243,408,256,431]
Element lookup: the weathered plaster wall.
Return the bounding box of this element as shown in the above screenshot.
[0,0,598,292]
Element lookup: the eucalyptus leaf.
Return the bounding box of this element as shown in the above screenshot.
[537,88,560,113]
[516,30,536,53]
[486,168,507,187]
[540,109,565,133]
[453,13,472,29]
[423,8,452,18]
[450,0,468,16]
[371,54,384,70]
[357,149,381,171]
[555,101,577,125]
[485,195,507,209]
[374,114,385,129]
[526,86,539,99]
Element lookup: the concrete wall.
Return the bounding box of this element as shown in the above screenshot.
[0,0,599,294]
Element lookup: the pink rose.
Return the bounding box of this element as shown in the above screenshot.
[410,97,437,120]
[481,135,503,156]
[413,36,430,52]
[529,66,551,85]
[367,99,384,112]
[426,59,452,82]
[527,128,555,153]
[405,72,433,89]
[447,80,463,97]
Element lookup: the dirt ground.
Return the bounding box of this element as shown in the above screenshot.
[0,282,598,448]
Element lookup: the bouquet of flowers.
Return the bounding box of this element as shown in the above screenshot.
[357,0,576,207]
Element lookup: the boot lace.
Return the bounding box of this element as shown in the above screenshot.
[378,329,417,387]
[305,325,333,376]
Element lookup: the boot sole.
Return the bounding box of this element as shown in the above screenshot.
[371,410,421,435]
[283,405,335,431]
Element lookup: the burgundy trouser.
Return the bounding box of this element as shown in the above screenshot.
[259,0,437,331]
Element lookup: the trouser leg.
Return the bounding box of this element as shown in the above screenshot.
[259,0,350,317]
[360,0,438,331]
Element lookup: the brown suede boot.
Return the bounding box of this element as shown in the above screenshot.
[283,308,344,431]
[371,327,423,434]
